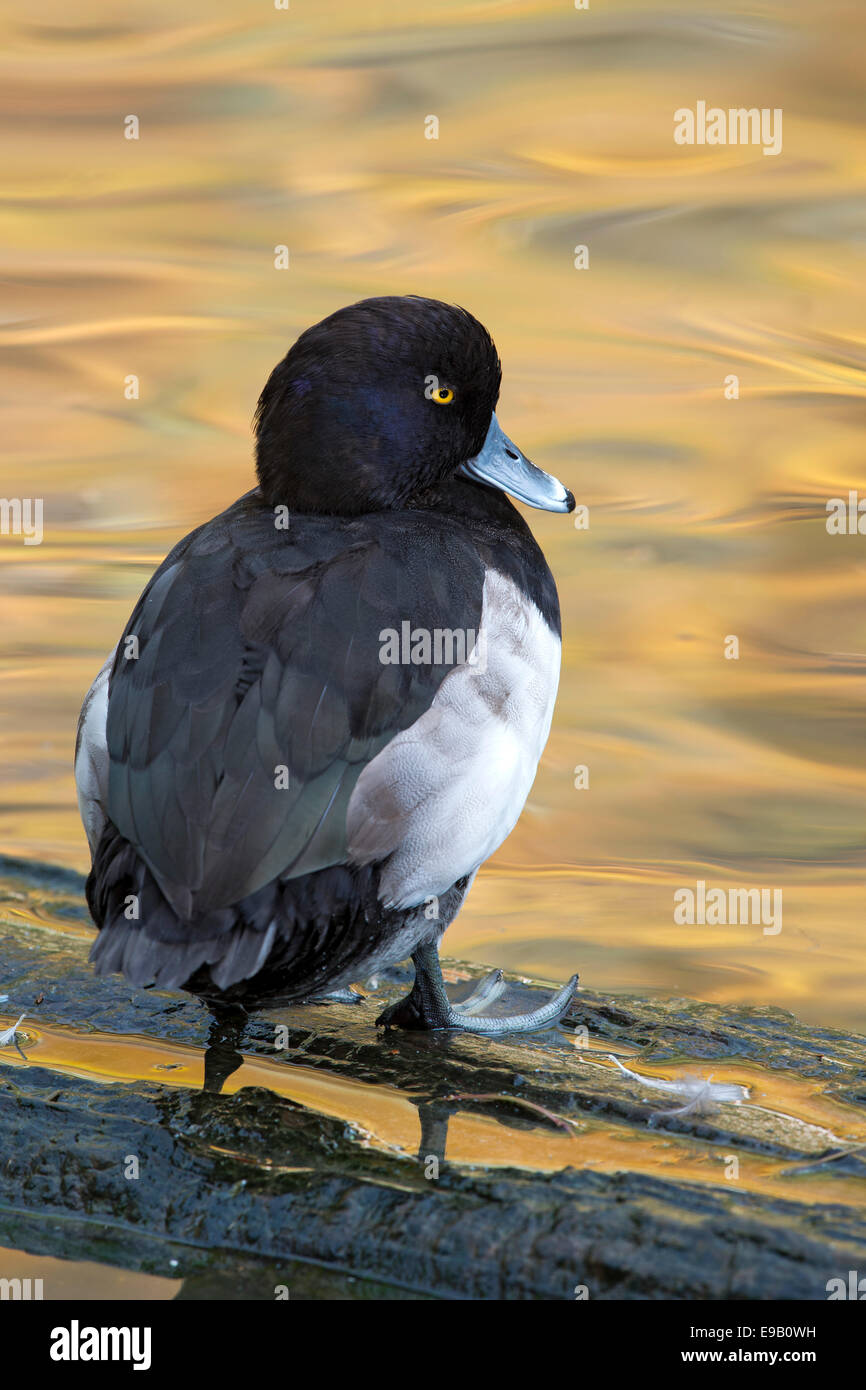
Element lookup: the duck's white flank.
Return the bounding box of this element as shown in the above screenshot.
[347,567,561,910]
[75,651,113,856]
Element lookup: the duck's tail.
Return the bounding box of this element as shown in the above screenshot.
[86,819,385,1001]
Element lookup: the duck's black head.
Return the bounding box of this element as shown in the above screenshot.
[254,295,573,517]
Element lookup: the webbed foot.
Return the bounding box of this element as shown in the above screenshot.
[376,944,577,1035]
[304,987,365,1006]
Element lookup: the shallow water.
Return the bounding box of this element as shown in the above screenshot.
[0,0,865,1297]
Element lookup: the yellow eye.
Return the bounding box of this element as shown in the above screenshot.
[431,386,454,405]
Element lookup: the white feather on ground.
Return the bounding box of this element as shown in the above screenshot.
[607,1054,750,1118]
[0,1014,26,1047]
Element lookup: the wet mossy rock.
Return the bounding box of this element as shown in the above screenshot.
[1,856,865,1300]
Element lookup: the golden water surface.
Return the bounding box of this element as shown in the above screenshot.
[1,0,865,1039]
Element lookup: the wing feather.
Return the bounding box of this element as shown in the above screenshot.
[103,492,484,921]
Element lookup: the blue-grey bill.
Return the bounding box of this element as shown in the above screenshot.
[458,414,575,513]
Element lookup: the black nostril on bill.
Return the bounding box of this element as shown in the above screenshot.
[504,448,518,460]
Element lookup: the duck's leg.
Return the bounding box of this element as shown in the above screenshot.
[416,1100,452,1164]
[376,942,577,1034]
[202,1004,247,1094]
